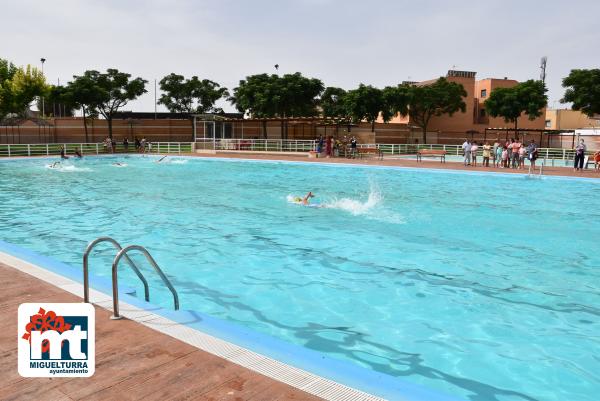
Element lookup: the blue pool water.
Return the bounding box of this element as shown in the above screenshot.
[1,155,599,401]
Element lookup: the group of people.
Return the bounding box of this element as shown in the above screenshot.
[462,138,540,170]
[103,136,150,153]
[316,135,358,158]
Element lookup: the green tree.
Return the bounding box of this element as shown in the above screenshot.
[407,78,467,143]
[36,85,77,118]
[0,60,48,120]
[320,87,348,121]
[79,69,147,139]
[0,58,18,119]
[561,69,600,117]
[344,84,385,132]
[485,79,547,134]
[382,84,410,123]
[230,72,323,138]
[65,72,104,142]
[158,73,229,140]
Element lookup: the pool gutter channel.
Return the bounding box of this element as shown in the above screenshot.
[1,249,387,401]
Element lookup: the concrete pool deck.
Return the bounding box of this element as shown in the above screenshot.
[0,262,323,401]
[192,151,600,179]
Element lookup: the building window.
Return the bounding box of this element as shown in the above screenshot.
[545,119,551,128]
[480,89,487,98]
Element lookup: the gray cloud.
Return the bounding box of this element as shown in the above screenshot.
[3,0,599,113]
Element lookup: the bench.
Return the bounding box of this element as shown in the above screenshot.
[356,147,383,160]
[416,149,447,163]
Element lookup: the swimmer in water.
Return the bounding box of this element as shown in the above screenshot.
[49,161,61,168]
[112,162,124,166]
[156,155,168,163]
[294,191,315,205]
[60,146,69,159]
[74,148,83,158]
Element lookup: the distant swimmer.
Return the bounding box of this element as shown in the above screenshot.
[49,161,61,168]
[112,162,124,167]
[156,155,168,163]
[60,146,69,160]
[293,191,315,205]
[74,148,83,158]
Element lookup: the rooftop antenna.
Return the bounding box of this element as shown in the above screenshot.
[540,56,547,84]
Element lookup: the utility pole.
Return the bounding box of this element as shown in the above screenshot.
[540,56,547,85]
[40,58,46,117]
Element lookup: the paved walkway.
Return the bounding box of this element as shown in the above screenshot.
[194,151,600,179]
[0,262,321,401]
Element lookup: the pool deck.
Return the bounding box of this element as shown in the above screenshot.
[192,151,600,179]
[0,262,322,401]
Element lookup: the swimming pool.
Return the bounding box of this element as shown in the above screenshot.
[1,155,599,401]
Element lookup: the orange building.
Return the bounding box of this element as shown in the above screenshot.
[391,70,546,144]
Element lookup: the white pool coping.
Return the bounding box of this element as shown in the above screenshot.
[0,250,385,401]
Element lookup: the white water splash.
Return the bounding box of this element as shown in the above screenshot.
[111,163,128,168]
[288,182,404,223]
[325,189,383,215]
[46,164,92,172]
[169,159,188,164]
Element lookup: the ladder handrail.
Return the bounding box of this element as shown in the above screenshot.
[111,245,179,319]
[83,237,150,303]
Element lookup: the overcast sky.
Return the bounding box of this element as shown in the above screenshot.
[2,0,599,113]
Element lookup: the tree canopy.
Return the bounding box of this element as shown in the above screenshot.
[230,73,324,118]
[158,73,228,114]
[76,69,147,138]
[0,59,48,120]
[406,78,467,142]
[230,72,323,138]
[485,79,547,132]
[37,85,77,118]
[561,69,600,117]
[344,84,385,132]
[319,87,348,122]
[64,72,105,141]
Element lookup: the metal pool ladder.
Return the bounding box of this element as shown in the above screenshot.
[83,237,179,320]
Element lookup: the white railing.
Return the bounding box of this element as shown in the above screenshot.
[0,142,194,157]
[195,138,316,152]
[1,140,596,167]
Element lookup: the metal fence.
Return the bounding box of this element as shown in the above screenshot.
[1,140,596,167]
[0,142,193,157]
[195,139,316,152]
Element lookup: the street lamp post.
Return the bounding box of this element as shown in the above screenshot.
[40,58,46,117]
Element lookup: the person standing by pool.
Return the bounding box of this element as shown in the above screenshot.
[501,146,509,168]
[325,136,332,157]
[134,137,141,151]
[492,138,500,167]
[471,141,479,167]
[140,137,147,153]
[510,139,521,168]
[574,139,587,171]
[462,139,471,166]
[518,145,526,169]
[527,140,538,171]
[507,138,514,167]
[495,143,503,168]
[350,137,357,158]
[317,136,324,154]
[482,141,491,167]
[123,138,129,152]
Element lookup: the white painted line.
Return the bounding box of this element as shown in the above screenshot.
[0,252,386,401]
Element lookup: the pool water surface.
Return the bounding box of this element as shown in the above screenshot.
[1,155,599,401]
